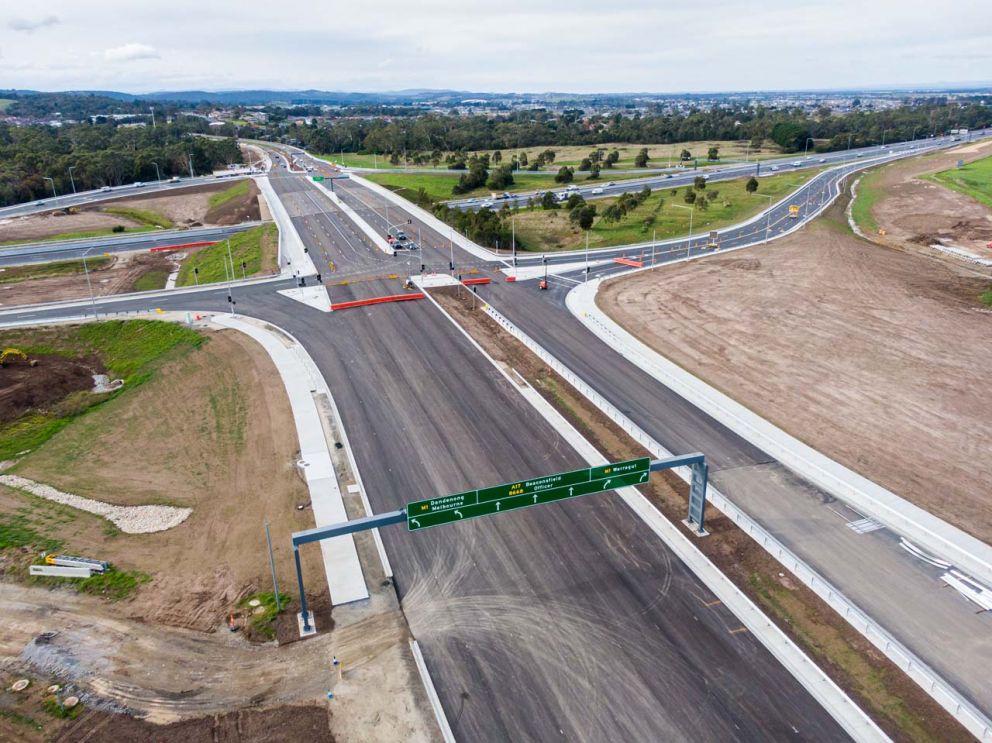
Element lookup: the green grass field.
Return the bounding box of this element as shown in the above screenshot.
[506,170,821,252]
[0,321,203,460]
[132,269,170,292]
[365,170,650,202]
[850,168,884,235]
[176,224,278,286]
[0,256,113,285]
[101,206,172,229]
[925,154,992,210]
[207,179,250,209]
[319,139,787,172]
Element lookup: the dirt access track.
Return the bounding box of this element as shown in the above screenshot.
[599,191,992,546]
[0,179,263,244]
[868,139,992,261]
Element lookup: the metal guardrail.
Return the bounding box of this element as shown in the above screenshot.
[480,301,992,741]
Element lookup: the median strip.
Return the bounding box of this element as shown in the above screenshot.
[329,293,425,311]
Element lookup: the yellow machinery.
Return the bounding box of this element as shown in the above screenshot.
[0,348,37,367]
[707,231,720,249]
[788,205,800,219]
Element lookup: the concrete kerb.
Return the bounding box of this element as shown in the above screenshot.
[309,179,396,256]
[348,173,505,264]
[481,299,992,741]
[256,175,316,276]
[418,284,886,742]
[410,640,456,743]
[567,280,992,586]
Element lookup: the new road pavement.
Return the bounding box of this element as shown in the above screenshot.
[0,175,853,740]
[0,223,262,267]
[0,174,250,219]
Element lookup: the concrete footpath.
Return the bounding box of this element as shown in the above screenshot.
[213,313,368,605]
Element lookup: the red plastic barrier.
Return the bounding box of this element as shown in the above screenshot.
[505,276,517,282]
[613,257,644,268]
[149,241,218,253]
[463,277,492,286]
[330,293,425,311]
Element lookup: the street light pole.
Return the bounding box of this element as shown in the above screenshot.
[671,204,694,259]
[804,137,814,159]
[512,214,516,266]
[67,167,77,195]
[151,161,161,183]
[81,248,98,318]
[43,176,57,200]
[757,194,774,242]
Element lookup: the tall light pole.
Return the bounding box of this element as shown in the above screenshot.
[804,137,814,159]
[43,176,57,200]
[187,154,195,179]
[671,203,694,259]
[511,213,517,266]
[151,161,161,183]
[881,129,887,148]
[81,248,98,318]
[756,193,774,242]
[67,166,77,195]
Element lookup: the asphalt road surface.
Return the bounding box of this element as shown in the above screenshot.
[0,223,261,267]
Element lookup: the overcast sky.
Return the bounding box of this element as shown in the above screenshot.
[2,0,990,94]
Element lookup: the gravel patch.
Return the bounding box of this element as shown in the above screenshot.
[0,474,191,533]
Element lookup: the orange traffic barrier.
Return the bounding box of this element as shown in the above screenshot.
[613,257,644,268]
[149,241,218,253]
[505,276,517,282]
[330,293,425,311]
[463,277,492,286]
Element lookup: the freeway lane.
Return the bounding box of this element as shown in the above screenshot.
[323,148,992,715]
[0,175,250,219]
[0,223,262,267]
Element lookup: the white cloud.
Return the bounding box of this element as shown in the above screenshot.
[8,15,60,33]
[104,43,160,62]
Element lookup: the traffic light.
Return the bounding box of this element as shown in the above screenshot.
[304,246,309,253]
[316,273,322,284]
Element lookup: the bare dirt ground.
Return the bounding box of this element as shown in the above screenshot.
[0,324,438,742]
[0,180,263,244]
[869,140,992,261]
[599,195,992,545]
[431,286,968,742]
[10,329,317,631]
[0,252,175,307]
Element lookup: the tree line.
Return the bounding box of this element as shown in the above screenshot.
[0,119,242,205]
[266,101,991,159]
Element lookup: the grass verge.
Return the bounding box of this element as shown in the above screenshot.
[207,179,250,209]
[0,320,203,459]
[850,169,885,235]
[101,206,171,229]
[0,256,113,285]
[924,153,992,210]
[132,269,169,292]
[176,223,277,286]
[981,289,992,306]
[365,171,648,203]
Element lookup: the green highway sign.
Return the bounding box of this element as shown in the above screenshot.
[312,175,325,182]
[406,457,650,531]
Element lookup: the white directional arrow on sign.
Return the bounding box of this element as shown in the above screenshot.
[455,510,463,519]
